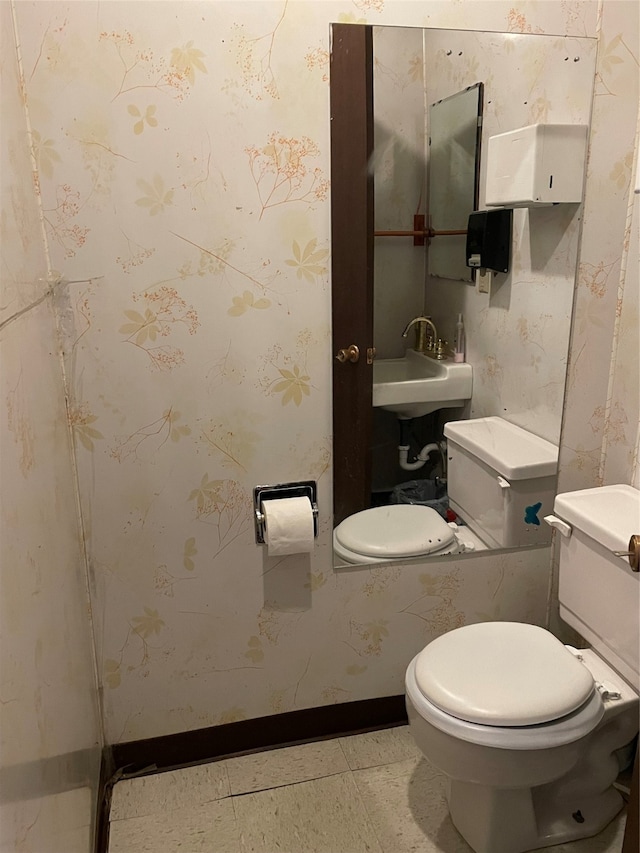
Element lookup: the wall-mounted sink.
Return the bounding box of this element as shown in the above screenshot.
[373,349,473,418]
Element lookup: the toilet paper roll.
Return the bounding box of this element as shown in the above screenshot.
[263,496,315,557]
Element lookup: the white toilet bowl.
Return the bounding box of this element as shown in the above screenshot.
[396,468,639,852]
[333,504,485,565]
[405,621,639,853]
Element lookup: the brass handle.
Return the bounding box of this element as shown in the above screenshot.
[614,534,640,571]
[335,344,360,364]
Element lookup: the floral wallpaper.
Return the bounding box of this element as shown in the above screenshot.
[1,6,638,851]
[559,0,640,491]
[0,2,102,850]
[610,139,639,489]
[601,182,639,488]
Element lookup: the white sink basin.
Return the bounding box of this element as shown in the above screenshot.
[373,350,473,418]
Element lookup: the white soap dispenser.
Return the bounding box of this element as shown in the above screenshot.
[454,314,465,363]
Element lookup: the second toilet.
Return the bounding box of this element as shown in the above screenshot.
[334,416,558,564]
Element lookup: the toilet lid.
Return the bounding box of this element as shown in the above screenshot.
[333,530,460,564]
[414,622,595,726]
[334,505,455,558]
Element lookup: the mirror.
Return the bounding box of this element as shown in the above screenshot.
[428,83,483,282]
[330,24,598,568]
[372,30,482,356]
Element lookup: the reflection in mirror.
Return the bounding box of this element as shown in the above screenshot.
[330,24,598,569]
[372,25,426,360]
[428,83,483,282]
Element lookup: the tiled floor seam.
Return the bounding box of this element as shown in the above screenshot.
[106,765,406,836]
[344,767,389,853]
[108,755,415,822]
[225,757,415,799]
[228,767,355,798]
[108,792,234,823]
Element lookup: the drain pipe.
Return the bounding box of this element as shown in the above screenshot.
[398,442,440,471]
[397,419,441,471]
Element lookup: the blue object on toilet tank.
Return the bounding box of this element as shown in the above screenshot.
[524,502,542,526]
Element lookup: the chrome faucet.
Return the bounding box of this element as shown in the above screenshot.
[402,316,438,354]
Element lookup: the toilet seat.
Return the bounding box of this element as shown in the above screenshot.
[333,532,459,564]
[334,505,456,560]
[406,655,605,750]
[414,622,595,726]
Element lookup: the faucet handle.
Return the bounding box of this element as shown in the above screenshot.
[432,339,449,360]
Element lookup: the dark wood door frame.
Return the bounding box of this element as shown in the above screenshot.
[330,23,374,527]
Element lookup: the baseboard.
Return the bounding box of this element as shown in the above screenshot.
[112,694,407,778]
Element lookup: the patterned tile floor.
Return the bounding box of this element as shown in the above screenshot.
[108,726,627,853]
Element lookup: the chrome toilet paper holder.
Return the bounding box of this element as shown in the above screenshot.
[254,480,318,545]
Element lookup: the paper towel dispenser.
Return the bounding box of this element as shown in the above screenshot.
[485,124,588,208]
[466,209,512,273]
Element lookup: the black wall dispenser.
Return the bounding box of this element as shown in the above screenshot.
[465,209,512,274]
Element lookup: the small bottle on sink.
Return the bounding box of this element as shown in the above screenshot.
[454,313,465,363]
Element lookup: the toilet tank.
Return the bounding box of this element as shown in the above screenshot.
[550,485,640,689]
[443,417,558,548]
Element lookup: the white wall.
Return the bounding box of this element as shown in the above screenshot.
[373,25,427,359]
[425,29,598,446]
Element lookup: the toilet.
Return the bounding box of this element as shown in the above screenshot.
[443,416,559,548]
[405,483,640,853]
[333,503,486,564]
[334,416,557,564]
